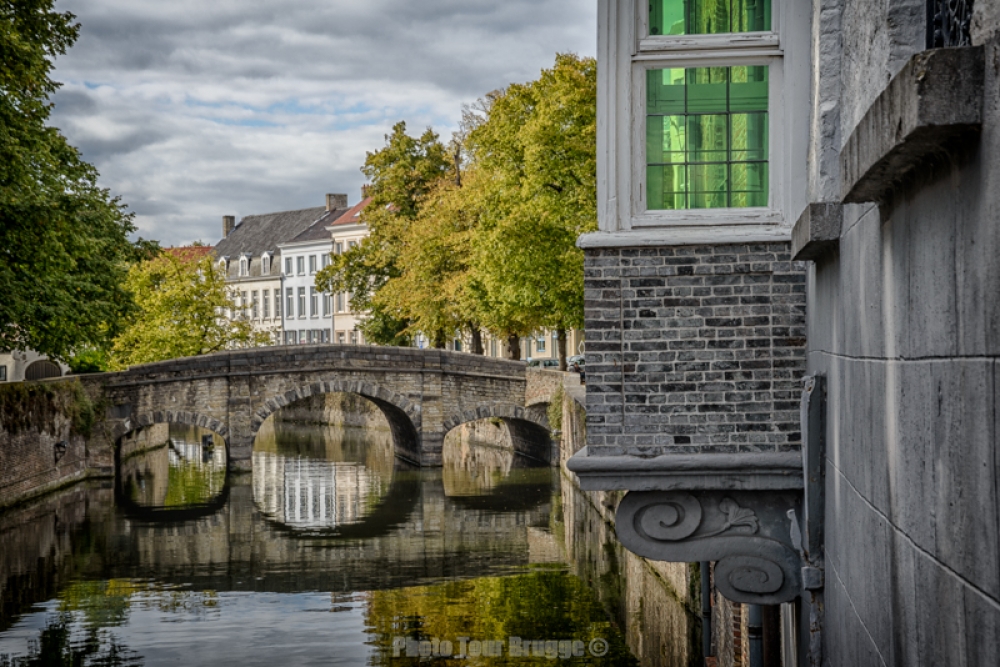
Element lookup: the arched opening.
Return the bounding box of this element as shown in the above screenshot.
[116,422,229,520]
[24,359,61,381]
[251,391,413,534]
[253,381,420,464]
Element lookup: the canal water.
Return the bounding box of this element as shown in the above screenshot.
[0,405,700,666]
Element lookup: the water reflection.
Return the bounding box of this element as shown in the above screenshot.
[252,421,394,533]
[119,425,226,510]
[0,408,700,666]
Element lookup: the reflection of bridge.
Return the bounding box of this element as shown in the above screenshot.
[83,471,556,595]
[83,346,558,469]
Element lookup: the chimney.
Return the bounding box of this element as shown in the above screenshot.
[361,184,372,199]
[326,193,348,211]
[222,215,236,238]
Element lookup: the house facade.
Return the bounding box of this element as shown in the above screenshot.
[328,197,372,344]
[0,350,68,383]
[214,194,350,344]
[568,0,998,664]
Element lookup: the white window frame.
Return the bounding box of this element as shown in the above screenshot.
[239,255,249,277]
[262,253,271,276]
[596,0,802,237]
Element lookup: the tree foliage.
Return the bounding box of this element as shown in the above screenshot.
[316,55,596,362]
[315,122,451,346]
[109,253,269,370]
[0,1,154,361]
[464,53,597,363]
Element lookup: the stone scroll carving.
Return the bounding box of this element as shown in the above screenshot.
[615,491,803,605]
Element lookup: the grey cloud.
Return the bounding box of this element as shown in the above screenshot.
[51,0,595,246]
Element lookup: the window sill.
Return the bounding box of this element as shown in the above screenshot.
[578,225,791,249]
[841,46,984,203]
[630,208,782,229]
[638,32,779,54]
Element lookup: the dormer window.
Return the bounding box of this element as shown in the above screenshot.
[218,257,229,273]
[239,255,249,277]
[262,253,272,276]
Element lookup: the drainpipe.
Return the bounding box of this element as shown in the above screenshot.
[701,561,712,664]
[748,604,763,667]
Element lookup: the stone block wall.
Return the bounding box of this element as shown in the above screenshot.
[583,243,807,456]
[0,380,114,509]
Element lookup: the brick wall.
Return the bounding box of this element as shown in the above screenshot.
[584,242,807,456]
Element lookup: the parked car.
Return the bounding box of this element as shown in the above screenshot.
[527,358,561,368]
[567,354,585,367]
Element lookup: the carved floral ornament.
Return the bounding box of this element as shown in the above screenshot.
[615,491,803,605]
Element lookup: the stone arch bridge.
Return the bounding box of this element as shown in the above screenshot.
[95,345,560,470]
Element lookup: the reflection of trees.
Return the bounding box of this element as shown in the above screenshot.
[119,424,227,509]
[442,434,514,497]
[365,572,638,666]
[1,614,143,667]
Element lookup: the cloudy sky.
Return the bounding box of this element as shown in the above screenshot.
[50,0,596,247]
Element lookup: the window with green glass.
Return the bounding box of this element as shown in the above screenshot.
[650,0,771,36]
[646,66,768,210]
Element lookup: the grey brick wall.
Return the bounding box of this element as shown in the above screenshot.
[584,242,807,456]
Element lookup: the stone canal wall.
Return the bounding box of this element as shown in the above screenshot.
[0,379,115,509]
[555,387,703,666]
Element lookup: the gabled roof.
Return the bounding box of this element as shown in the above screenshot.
[284,206,350,245]
[330,197,372,227]
[214,206,328,258]
[165,246,213,262]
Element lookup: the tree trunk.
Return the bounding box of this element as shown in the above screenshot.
[469,324,484,355]
[506,333,521,361]
[432,329,447,349]
[556,328,568,371]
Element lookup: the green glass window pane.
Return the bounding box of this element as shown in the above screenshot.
[649,0,685,35]
[687,115,728,163]
[686,67,728,113]
[730,113,768,161]
[645,66,769,211]
[650,0,771,36]
[730,162,768,207]
[688,164,729,208]
[647,165,687,210]
[689,0,730,35]
[729,66,768,111]
[647,68,686,114]
[647,115,687,164]
[732,0,772,32]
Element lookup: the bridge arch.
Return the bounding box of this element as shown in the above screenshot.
[114,411,230,444]
[442,403,552,463]
[251,379,421,464]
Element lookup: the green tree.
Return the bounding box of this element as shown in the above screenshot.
[109,253,269,370]
[0,1,154,361]
[315,121,451,346]
[464,54,597,365]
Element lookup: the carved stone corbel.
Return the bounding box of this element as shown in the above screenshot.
[615,490,803,605]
